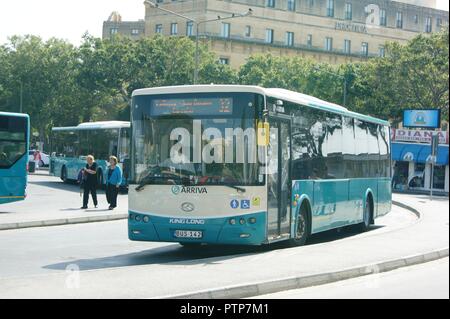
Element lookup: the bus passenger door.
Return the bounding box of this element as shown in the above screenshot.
[267,117,291,239]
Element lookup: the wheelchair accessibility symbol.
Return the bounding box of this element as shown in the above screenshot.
[241,200,251,209]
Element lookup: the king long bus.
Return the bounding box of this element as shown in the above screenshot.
[49,121,130,187]
[128,85,391,246]
[0,112,30,204]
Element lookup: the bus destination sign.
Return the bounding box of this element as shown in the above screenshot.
[151,98,233,116]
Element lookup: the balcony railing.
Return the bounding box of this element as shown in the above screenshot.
[198,32,379,58]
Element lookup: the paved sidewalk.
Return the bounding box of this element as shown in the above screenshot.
[0,174,128,230]
[0,193,447,298]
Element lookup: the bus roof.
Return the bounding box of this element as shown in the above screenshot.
[132,85,389,126]
[0,111,30,119]
[52,121,130,132]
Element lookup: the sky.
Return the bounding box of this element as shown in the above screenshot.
[0,0,448,46]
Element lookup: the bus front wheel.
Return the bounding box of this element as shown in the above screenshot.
[289,203,310,247]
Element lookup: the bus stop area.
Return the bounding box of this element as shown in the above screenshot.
[0,177,447,298]
[0,172,128,230]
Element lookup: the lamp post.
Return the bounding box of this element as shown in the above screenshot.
[144,1,252,84]
[20,81,23,113]
[314,66,349,107]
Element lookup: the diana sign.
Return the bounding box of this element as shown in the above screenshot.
[392,128,449,144]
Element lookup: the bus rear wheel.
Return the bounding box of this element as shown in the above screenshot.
[358,196,373,232]
[289,204,310,247]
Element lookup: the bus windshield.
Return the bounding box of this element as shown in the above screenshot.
[0,115,28,168]
[131,93,265,187]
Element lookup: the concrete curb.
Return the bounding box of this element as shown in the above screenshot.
[392,200,421,218]
[162,247,449,299]
[0,214,128,231]
[160,200,445,299]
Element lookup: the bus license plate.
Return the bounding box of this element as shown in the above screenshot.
[174,230,203,239]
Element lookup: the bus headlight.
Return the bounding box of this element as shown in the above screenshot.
[248,217,257,224]
[143,216,150,223]
[239,218,246,225]
[229,218,236,225]
[135,215,141,222]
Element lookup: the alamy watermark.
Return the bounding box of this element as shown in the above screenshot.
[169,120,275,168]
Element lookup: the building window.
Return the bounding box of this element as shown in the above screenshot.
[326,0,334,17]
[425,17,432,33]
[155,24,163,34]
[287,0,296,11]
[325,37,333,51]
[396,12,403,29]
[361,42,369,56]
[307,34,313,47]
[186,21,194,36]
[110,28,118,35]
[286,32,294,47]
[308,0,314,8]
[379,46,385,57]
[131,29,140,35]
[413,15,419,24]
[219,57,229,65]
[344,39,351,54]
[380,9,387,26]
[221,23,230,38]
[267,0,275,8]
[344,3,352,20]
[265,29,274,44]
[170,23,178,35]
[245,25,252,37]
[437,18,442,27]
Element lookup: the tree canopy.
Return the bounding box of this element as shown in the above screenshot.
[0,29,448,148]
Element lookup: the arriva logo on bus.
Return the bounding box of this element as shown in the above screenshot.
[172,185,208,195]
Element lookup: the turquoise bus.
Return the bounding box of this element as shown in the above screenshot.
[49,121,130,187]
[128,85,391,246]
[0,112,30,204]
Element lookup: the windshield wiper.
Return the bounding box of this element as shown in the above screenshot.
[224,185,246,193]
[135,170,189,192]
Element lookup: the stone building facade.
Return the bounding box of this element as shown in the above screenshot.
[103,0,448,67]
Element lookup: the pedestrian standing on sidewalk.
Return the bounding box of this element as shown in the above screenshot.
[106,156,122,210]
[81,155,98,209]
[33,149,42,170]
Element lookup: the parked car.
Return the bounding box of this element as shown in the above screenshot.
[28,150,50,167]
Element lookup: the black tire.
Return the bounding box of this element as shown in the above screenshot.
[358,196,373,232]
[289,203,310,247]
[61,166,68,183]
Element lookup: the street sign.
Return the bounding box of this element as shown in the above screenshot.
[430,133,439,201]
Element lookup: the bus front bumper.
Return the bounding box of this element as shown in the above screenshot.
[128,211,267,246]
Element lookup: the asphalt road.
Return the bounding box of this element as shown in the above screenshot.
[254,257,449,299]
[0,205,416,282]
